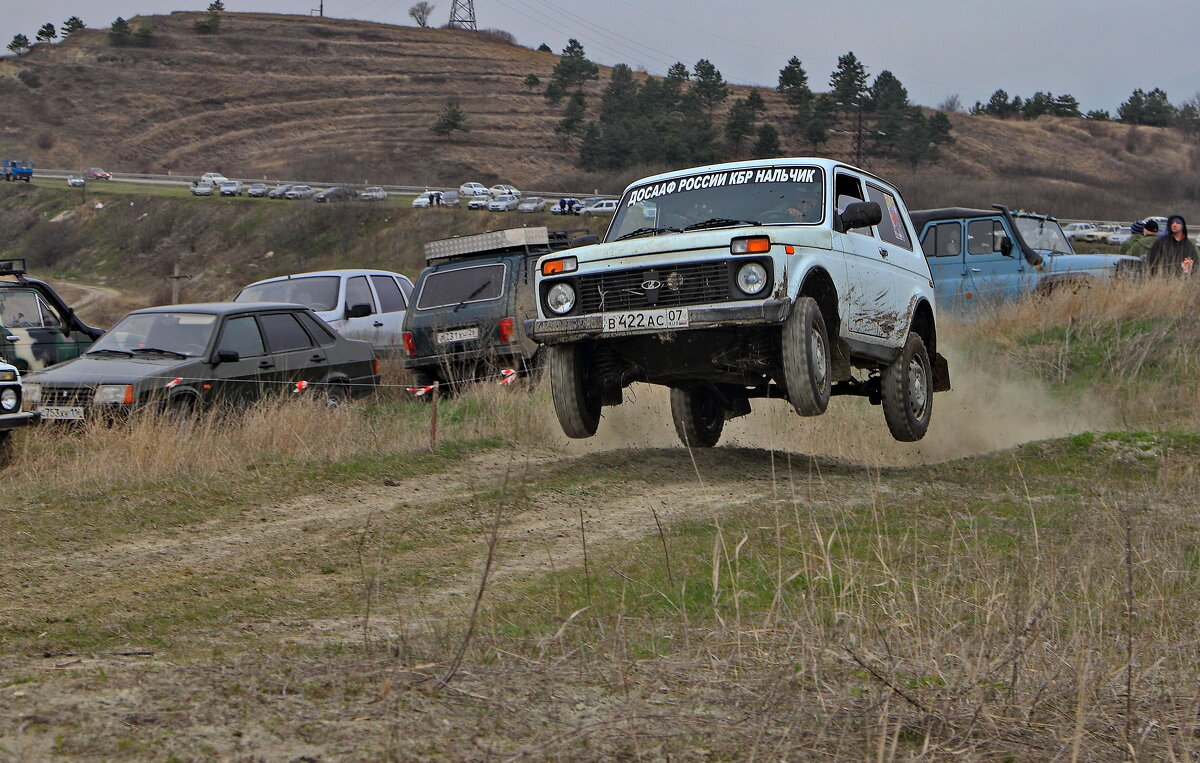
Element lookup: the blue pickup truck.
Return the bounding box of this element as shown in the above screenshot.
[910,205,1139,313]
[2,160,33,183]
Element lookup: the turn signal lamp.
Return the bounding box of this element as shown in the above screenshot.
[731,236,771,254]
[498,317,516,343]
[541,256,577,276]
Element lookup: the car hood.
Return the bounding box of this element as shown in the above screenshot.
[571,226,835,263]
[1041,251,1141,272]
[27,354,204,386]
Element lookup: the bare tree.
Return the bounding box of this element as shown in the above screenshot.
[937,94,963,113]
[408,2,435,27]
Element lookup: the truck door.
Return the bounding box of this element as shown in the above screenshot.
[833,172,894,339]
[964,217,1029,305]
[864,183,924,344]
[920,221,972,312]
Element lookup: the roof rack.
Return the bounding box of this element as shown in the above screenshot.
[423,227,587,263]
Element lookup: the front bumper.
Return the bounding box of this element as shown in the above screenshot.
[526,298,792,345]
[0,410,40,431]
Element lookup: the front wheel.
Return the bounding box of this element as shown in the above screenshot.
[670,386,724,447]
[881,332,933,442]
[781,296,831,416]
[548,343,600,438]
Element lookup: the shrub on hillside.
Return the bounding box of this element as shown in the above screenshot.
[477,28,516,45]
[16,69,41,89]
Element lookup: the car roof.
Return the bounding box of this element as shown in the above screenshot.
[619,156,888,195]
[908,207,1008,230]
[242,269,411,286]
[131,302,312,316]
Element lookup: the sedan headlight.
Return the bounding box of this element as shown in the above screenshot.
[736,262,769,295]
[23,382,40,404]
[546,282,576,315]
[0,387,19,412]
[94,385,134,405]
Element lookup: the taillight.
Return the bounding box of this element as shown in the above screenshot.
[498,317,516,343]
[401,332,416,356]
[373,356,380,375]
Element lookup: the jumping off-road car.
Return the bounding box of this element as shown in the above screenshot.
[526,158,951,445]
[0,259,103,372]
[401,227,592,388]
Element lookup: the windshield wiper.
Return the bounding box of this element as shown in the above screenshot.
[87,348,133,357]
[615,226,682,241]
[453,280,493,312]
[131,347,189,359]
[682,218,760,231]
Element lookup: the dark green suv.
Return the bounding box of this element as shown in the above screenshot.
[0,259,102,372]
[401,228,592,388]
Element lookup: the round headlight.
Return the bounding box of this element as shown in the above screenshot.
[546,282,576,315]
[0,388,18,412]
[736,262,768,295]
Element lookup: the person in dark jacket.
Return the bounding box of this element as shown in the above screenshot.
[1145,215,1197,276]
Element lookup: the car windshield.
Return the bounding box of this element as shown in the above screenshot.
[235,275,340,311]
[607,165,825,241]
[92,312,218,356]
[1015,216,1074,255]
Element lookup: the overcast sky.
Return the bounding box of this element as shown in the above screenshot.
[6,0,1198,113]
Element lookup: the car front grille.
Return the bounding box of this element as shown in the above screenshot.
[576,261,732,313]
[43,386,94,406]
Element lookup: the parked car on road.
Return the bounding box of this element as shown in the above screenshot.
[84,168,112,181]
[489,194,521,212]
[0,258,105,372]
[577,199,618,216]
[550,198,580,215]
[198,172,230,186]
[518,196,547,213]
[268,184,298,199]
[191,182,215,197]
[1108,226,1133,246]
[24,303,379,421]
[489,184,521,198]
[67,176,86,188]
[219,180,244,197]
[234,269,414,353]
[315,186,356,203]
[527,157,952,445]
[285,185,316,200]
[1061,222,1097,242]
[459,182,489,197]
[467,195,492,211]
[360,186,388,201]
[247,183,270,198]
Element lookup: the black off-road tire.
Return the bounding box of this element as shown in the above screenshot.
[881,332,933,442]
[325,381,353,408]
[670,386,724,448]
[781,296,831,416]
[548,343,601,438]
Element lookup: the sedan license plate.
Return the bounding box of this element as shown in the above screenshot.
[40,405,85,421]
[437,327,480,344]
[602,308,689,333]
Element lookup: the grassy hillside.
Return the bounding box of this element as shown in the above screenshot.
[0,12,1197,222]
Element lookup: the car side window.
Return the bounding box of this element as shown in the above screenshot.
[922,223,963,258]
[218,315,266,357]
[865,184,913,250]
[259,312,314,353]
[967,219,1005,255]
[295,311,337,347]
[345,276,376,314]
[0,290,60,329]
[834,174,872,238]
[371,275,406,312]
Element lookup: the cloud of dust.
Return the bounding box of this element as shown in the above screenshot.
[535,340,1114,467]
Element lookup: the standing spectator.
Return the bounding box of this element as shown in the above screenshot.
[1145,216,1197,276]
[1121,220,1156,258]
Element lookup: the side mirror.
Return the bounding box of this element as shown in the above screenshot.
[214,349,240,365]
[998,237,1014,257]
[346,303,373,319]
[838,201,883,231]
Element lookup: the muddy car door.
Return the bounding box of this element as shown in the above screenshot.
[833,171,896,339]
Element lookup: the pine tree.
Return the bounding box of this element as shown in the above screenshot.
[829,51,868,107]
[7,34,31,54]
[62,17,86,37]
[691,59,729,118]
[752,124,781,158]
[806,95,838,151]
[724,98,756,153]
[555,90,587,138]
[543,39,598,105]
[109,17,132,46]
[36,23,58,45]
[431,101,470,136]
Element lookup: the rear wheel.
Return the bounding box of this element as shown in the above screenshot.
[548,343,601,438]
[325,381,353,408]
[881,332,932,442]
[670,386,724,447]
[781,296,831,416]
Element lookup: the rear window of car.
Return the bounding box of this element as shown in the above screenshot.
[259,312,315,353]
[295,311,337,346]
[415,263,505,310]
[235,276,340,312]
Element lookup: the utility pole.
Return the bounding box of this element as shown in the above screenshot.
[169,258,191,304]
[447,0,477,30]
[311,1,324,17]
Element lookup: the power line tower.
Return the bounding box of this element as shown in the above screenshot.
[447,0,477,30]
